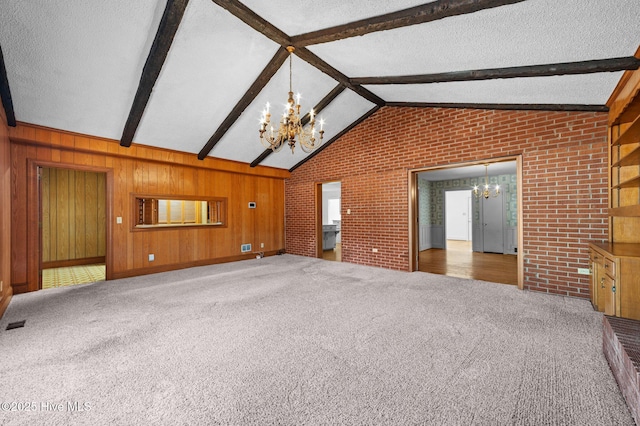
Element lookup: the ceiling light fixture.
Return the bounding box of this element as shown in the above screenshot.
[473,164,500,199]
[259,46,324,154]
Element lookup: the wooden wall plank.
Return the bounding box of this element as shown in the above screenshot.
[56,168,70,260]
[41,168,50,262]
[49,168,58,260]
[97,172,106,258]
[75,171,86,259]
[68,170,76,259]
[10,144,27,285]
[1,104,13,316]
[85,171,98,257]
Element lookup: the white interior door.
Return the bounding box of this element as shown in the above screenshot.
[446,190,472,241]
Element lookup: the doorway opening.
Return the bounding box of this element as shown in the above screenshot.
[445,189,472,251]
[317,181,342,262]
[35,164,110,290]
[411,158,522,287]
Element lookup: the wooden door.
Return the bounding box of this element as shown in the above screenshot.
[589,257,599,310]
[602,275,616,316]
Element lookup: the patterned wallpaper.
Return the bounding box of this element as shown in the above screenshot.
[419,174,517,227]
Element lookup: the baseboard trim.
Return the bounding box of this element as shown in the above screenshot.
[11,282,28,294]
[43,256,106,269]
[0,286,13,319]
[110,250,282,280]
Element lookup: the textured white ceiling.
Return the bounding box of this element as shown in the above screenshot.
[0,0,166,139]
[0,0,638,170]
[309,0,640,77]
[134,0,279,154]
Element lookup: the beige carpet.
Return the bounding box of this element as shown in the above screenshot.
[42,264,105,289]
[0,254,633,425]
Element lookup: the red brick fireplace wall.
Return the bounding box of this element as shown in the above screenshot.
[285,106,609,298]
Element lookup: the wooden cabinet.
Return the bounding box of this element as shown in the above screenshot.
[322,225,337,250]
[593,52,640,320]
[589,243,640,320]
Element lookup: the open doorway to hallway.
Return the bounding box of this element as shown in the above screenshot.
[40,167,106,289]
[445,189,472,249]
[319,182,341,262]
[412,159,521,287]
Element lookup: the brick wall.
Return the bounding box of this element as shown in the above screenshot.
[603,316,640,424]
[285,106,609,298]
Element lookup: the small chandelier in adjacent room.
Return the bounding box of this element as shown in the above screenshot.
[473,164,500,199]
[259,46,324,154]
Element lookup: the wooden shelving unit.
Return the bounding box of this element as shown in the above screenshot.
[612,114,640,146]
[614,175,640,189]
[591,52,640,320]
[612,145,640,167]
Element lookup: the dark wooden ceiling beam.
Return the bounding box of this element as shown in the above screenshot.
[197,47,289,160]
[291,0,526,47]
[289,105,382,172]
[120,0,189,147]
[211,0,290,46]
[385,102,609,112]
[250,84,346,167]
[294,47,385,106]
[0,45,16,127]
[352,57,640,85]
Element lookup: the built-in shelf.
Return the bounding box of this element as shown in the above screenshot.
[613,113,640,146]
[610,205,640,217]
[612,145,640,167]
[613,175,640,189]
[616,88,640,124]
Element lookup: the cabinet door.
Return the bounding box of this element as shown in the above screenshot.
[602,275,616,316]
[589,259,599,310]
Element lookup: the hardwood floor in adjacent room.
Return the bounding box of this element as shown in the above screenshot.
[322,243,342,262]
[419,240,517,285]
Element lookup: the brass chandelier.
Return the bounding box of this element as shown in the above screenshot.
[259,46,324,154]
[473,164,500,199]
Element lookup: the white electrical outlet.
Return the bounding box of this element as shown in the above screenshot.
[148,254,154,262]
[116,216,122,224]
[577,268,590,275]
[372,248,378,253]
[260,243,264,248]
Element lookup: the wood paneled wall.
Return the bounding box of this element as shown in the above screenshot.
[0,104,13,317]
[9,123,288,293]
[41,168,106,265]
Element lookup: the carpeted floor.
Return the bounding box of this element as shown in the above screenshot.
[0,254,633,425]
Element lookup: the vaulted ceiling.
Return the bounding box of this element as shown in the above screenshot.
[1,0,639,171]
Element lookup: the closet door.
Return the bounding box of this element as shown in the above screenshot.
[481,191,504,254]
